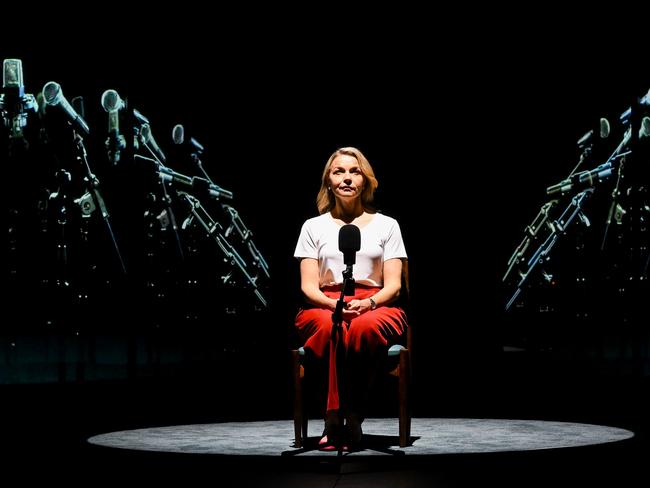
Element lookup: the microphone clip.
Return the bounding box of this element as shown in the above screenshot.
[106,132,126,165]
[0,91,37,139]
[343,265,355,296]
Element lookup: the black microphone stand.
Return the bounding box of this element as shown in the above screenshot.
[330,263,355,455]
[157,171,185,262]
[177,191,268,308]
[504,188,593,311]
[193,153,270,281]
[48,168,72,291]
[106,128,126,166]
[70,130,127,381]
[332,265,355,328]
[135,154,185,263]
[74,132,127,274]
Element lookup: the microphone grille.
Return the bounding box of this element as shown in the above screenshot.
[172,124,184,145]
[42,81,61,105]
[3,59,23,90]
[101,89,123,112]
[599,117,610,139]
[338,224,361,252]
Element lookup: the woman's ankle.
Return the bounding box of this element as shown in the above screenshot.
[324,410,342,433]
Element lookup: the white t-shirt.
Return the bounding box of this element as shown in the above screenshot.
[294,212,407,288]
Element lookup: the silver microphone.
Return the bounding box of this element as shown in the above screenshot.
[0,59,38,138]
[140,122,166,163]
[101,89,126,164]
[42,81,90,134]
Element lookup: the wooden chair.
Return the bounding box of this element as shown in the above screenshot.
[291,262,412,448]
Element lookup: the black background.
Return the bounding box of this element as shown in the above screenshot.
[2,15,649,478]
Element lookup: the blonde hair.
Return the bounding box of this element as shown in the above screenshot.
[316,147,379,214]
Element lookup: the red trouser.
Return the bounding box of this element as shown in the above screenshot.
[295,286,407,414]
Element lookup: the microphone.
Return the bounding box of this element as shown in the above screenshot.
[0,58,38,138]
[619,88,650,125]
[577,117,610,148]
[132,108,149,125]
[158,166,234,200]
[641,116,650,139]
[42,81,90,135]
[132,108,149,150]
[71,96,85,119]
[339,224,361,266]
[101,89,126,164]
[172,123,184,144]
[172,123,205,153]
[546,162,614,196]
[140,122,166,163]
[2,58,24,97]
[101,89,124,113]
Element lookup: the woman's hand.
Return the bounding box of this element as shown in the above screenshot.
[343,298,373,318]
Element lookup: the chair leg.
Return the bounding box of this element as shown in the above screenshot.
[398,348,410,447]
[301,409,308,442]
[292,350,304,448]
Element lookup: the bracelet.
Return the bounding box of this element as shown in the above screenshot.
[368,297,377,310]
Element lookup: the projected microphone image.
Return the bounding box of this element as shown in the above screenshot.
[42,81,90,135]
[101,89,126,164]
[0,58,38,138]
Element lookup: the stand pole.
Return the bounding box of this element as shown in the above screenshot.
[330,264,354,454]
[74,133,127,274]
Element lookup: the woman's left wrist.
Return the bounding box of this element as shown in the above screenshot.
[368,297,377,310]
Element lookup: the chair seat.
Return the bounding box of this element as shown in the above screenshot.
[298,344,404,357]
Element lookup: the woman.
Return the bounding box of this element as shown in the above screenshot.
[294,146,408,450]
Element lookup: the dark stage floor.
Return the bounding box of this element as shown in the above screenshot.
[87,418,633,456]
[4,374,649,487]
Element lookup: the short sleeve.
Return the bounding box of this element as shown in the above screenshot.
[294,220,318,259]
[383,219,407,261]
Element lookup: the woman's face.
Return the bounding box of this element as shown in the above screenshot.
[328,154,364,201]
